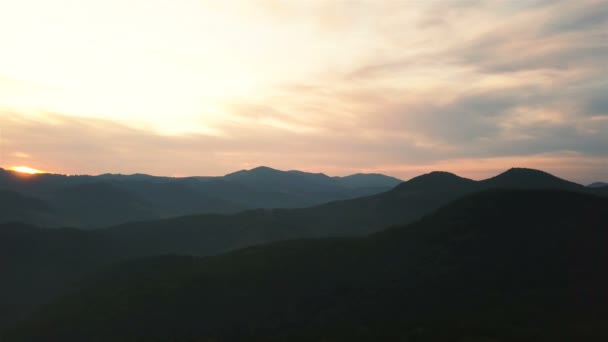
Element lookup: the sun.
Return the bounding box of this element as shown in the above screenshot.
[9,166,45,174]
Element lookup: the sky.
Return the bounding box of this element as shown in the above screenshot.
[0,0,607,183]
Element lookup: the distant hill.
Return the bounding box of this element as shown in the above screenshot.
[0,167,599,330]
[334,172,403,188]
[0,167,401,228]
[590,185,608,197]
[481,167,583,190]
[50,182,160,228]
[96,168,589,259]
[7,190,608,341]
[588,182,608,188]
[0,223,116,328]
[224,166,402,194]
[0,190,66,227]
[224,166,342,193]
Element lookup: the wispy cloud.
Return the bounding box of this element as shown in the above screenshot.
[0,0,606,182]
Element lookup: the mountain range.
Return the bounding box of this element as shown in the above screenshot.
[5,189,608,341]
[0,167,605,333]
[0,166,402,228]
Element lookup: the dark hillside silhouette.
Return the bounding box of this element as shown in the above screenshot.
[0,167,604,332]
[481,167,583,190]
[224,166,342,193]
[96,168,592,259]
[334,172,403,188]
[0,223,116,328]
[0,190,61,226]
[6,190,608,341]
[0,167,401,228]
[51,182,159,227]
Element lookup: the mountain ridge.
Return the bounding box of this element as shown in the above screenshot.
[6,189,608,341]
[0,167,604,333]
[588,182,608,188]
[0,166,402,228]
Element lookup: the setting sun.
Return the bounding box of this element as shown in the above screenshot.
[9,166,44,174]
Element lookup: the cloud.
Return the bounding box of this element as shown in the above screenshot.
[583,83,608,116]
[542,0,608,33]
[0,111,435,177]
[1,1,607,183]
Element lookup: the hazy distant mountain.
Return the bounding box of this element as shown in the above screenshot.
[0,167,400,228]
[51,182,160,228]
[481,167,583,190]
[90,170,482,259]
[75,168,604,260]
[0,167,601,331]
[0,222,116,328]
[6,167,591,258]
[588,182,608,188]
[7,190,608,341]
[393,171,477,192]
[96,173,173,182]
[224,166,402,194]
[334,172,403,188]
[116,179,246,217]
[0,190,65,227]
[0,167,596,330]
[225,166,342,193]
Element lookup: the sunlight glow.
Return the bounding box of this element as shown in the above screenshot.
[9,166,45,174]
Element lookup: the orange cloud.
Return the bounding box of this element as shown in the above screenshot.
[0,1,606,183]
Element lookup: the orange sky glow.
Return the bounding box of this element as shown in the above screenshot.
[8,166,45,175]
[0,0,606,183]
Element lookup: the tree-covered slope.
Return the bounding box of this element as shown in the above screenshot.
[0,167,400,228]
[0,190,66,226]
[6,190,608,341]
[0,168,600,331]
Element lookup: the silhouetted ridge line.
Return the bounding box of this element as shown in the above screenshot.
[0,166,400,228]
[0,167,606,332]
[393,171,475,192]
[5,189,608,341]
[481,167,582,189]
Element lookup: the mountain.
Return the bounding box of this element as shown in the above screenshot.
[0,190,66,227]
[334,173,403,188]
[225,166,342,193]
[6,190,608,341]
[591,186,608,197]
[0,223,116,329]
[50,182,161,228]
[588,182,608,188]
[393,170,477,192]
[226,166,403,192]
[0,167,597,331]
[0,167,400,228]
[480,167,583,190]
[90,171,482,259]
[102,179,246,217]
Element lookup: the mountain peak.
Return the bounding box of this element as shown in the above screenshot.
[491,167,560,180]
[250,166,279,172]
[501,167,553,177]
[224,166,281,178]
[392,171,474,193]
[287,169,330,177]
[409,171,469,182]
[482,167,582,190]
[224,166,343,193]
